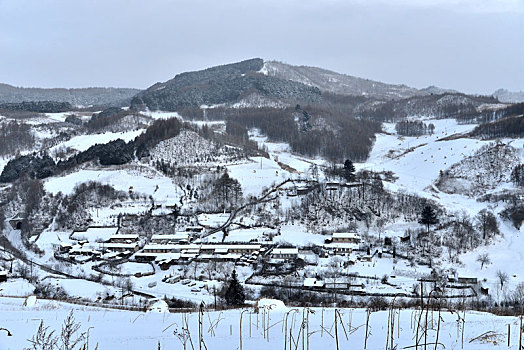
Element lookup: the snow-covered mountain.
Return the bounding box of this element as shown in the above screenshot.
[263,61,456,100]
[1,59,524,349]
[493,88,524,103]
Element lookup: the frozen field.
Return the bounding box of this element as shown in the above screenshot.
[0,297,521,349]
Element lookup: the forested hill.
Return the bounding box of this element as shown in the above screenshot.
[130,58,322,111]
[0,83,139,107]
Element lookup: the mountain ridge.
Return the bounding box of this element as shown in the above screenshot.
[0,83,140,107]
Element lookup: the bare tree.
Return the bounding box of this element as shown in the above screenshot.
[496,270,509,290]
[513,282,524,312]
[475,209,499,241]
[476,253,491,270]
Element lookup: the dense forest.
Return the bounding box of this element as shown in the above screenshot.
[0,83,139,107]
[179,106,381,162]
[0,121,35,157]
[470,115,524,139]
[0,101,72,113]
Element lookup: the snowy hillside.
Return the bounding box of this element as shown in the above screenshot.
[150,129,246,167]
[436,142,521,196]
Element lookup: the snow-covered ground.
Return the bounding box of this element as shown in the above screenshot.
[0,296,521,349]
[361,118,524,295]
[44,166,181,205]
[49,129,144,155]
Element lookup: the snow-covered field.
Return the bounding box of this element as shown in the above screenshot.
[0,297,521,349]
[49,129,144,155]
[44,166,181,205]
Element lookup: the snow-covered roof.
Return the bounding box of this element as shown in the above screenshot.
[69,248,100,254]
[155,253,181,262]
[102,243,138,249]
[142,243,200,251]
[271,248,299,255]
[109,234,139,240]
[332,232,360,239]
[86,227,118,234]
[151,233,189,241]
[304,278,324,287]
[202,244,261,250]
[0,270,7,276]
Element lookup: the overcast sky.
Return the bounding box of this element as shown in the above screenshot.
[0,0,522,94]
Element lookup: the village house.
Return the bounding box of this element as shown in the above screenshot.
[323,242,358,255]
[150,232,190,244]
[109,234,139,244]
[101,242,139,254]
[69,245,101,258]
[135,243,262,263]
[270,247,299,260]
[332,232,361,244]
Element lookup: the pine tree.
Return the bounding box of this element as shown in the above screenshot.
[224,270,245,306]
[343,159,356,182]
[212,172,243,209]
[418,205,438,233]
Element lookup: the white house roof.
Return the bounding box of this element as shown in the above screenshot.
[271,248,299,255]
[332,232,360,239]
[142,244,200,251]
[151,233,189,241]
[304,278,324,287]
[109,234,139,240]
[155,253,181,262]
[102,243,138,249]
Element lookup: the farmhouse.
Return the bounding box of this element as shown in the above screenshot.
[69,245,101,257]
[102,242,139,253]
[332,232,361,244]
[271,247,299,260]
[151,232,190,244]
[109,234,139,244]
[323,242,358,255]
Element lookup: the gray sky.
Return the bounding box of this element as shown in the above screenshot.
[0,0,522,94]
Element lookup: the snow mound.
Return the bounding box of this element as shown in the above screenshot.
[256,298,287,311]
[147,299,169,313]
[23,295,38,307]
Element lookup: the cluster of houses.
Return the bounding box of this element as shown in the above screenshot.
[54,225,366,270]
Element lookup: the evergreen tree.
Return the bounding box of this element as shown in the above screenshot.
[343,159,356,182]
[224,270,245,306]
[418,205,438,233]
[212,172,243,209]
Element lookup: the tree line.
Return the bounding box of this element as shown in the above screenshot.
[0,121,35,157]
[470,114,524,139]
[179,106,381,162]
[395,120,434,137]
